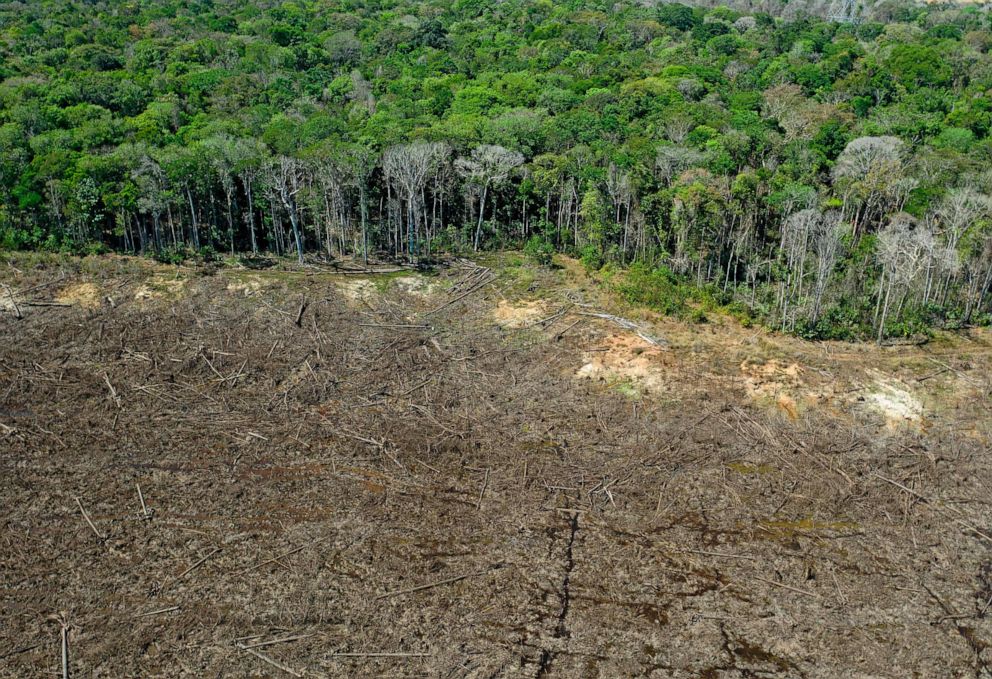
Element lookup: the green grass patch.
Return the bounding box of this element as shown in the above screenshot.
[603,262,758,327]
[612,379,641,399]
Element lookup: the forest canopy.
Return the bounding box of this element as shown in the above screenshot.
[1,0,992,340]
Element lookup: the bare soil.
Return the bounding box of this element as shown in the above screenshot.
[2,253,992,678]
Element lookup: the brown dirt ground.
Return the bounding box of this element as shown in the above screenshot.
[2,252,992,678]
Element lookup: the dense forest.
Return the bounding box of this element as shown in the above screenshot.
[2,0,992,339]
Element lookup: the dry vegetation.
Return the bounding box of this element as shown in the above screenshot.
[1,253,992,678]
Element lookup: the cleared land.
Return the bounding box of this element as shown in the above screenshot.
[1,253,991,678]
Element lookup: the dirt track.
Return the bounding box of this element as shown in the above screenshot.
[2,253,992,678]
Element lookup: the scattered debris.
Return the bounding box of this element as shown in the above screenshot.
[578,311,667,347]
[1,256,989,677]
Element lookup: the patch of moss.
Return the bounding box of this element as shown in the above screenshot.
[726,461,776,475]
[757,517,859,538]
[612,379,641,399]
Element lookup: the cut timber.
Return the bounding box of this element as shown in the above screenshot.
[577,312,667,346]
[375,570,486,600]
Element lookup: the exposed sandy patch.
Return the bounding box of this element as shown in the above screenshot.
[860,370,923,429]
[134,275,187,303]
[335,278,377,304]
[392,276,437,298]
[742,359,802,383]
[741,360,928,429]
[0,287,21,313]
[576,332,670,393]
[56,282,101,309]
[335,275,436,305]
[775,393,799,419]
[740,360,805,419]
[493,299,547,328]
[226,276,265,297]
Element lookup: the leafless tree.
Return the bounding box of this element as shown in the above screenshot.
[348,70,376,114]
[734,16,757,31]
[676,78,704,101]
[875,213,933,342]
[834,136,904,179]
[341,145,378,265]
[664,118,693,145]
[268,156,306,263]
[383,141,450,258]
[920,187,990,304]
[723,60,750,80]
[809,211,844,323]
[932,187,991,253]
[656,145,703,186]
[132,152,171,251]
[226,137,267,255]
[306,152,348,256]
[963,230,992,323]
[455,144,524,250]
[44,179,66,235]
[833,136,915,237]
[778,208,820,330]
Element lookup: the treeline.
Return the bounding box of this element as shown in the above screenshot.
[1,0,992,339]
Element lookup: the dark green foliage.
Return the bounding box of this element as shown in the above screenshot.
[0,0,990,341]
[795,300,866,341]
[523,235,554,266]
[152,246,188,265]
[885,44,952,90]
[657,4,698,31]
[614,264,687,316]
[579,244,605,272]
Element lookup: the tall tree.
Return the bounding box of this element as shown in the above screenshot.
[455,144,524,250]
[383,141,449,259]
[269,156,306,264]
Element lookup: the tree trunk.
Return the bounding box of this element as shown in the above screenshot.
[186,187,201,250]
[226,193,235,256]
[407,196,416,260]
[359,185,368,266]
[245,179,257,254]
[877,277,894,344]
[287,199,304,264]
[473,182,489,251]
